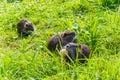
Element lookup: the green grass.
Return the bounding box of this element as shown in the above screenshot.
[0,0,120,79]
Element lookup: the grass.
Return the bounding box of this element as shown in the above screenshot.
[0,0,120,79]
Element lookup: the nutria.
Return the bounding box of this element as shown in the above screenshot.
[17,19,34,36]
[60,43,90,63]
[47,31,77,52]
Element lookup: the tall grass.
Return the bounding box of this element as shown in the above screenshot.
[0,0,120,79]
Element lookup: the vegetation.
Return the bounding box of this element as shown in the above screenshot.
[0,0,120,79]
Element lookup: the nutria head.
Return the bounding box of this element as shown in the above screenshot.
[17,19,34,36]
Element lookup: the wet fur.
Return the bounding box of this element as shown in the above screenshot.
[47,31,77,52]
[17,19,34,36]
[60,43,90,63]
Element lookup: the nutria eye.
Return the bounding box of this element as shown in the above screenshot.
[66,45,70,48]
[25,23,29,27]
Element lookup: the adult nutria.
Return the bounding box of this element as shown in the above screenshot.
[60,43,90,63]
[17,19,34,36]
[47,31,77,52]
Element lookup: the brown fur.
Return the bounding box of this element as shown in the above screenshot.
[47,31,77,52]
[60,43,90,63]
[17,19,34,36]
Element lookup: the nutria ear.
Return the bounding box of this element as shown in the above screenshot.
[25,23,29,28]
[60,32,67,38]
[63,33,67,38]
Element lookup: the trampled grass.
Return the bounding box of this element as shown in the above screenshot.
[0,0,120,79]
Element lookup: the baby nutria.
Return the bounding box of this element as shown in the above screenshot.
[47,31,77,52]
[17,19,34,36]
[60,43,90,63]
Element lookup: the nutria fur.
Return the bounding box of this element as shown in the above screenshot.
[60,43,90,63]
[47,31,77,52]
[17,19,34,36]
